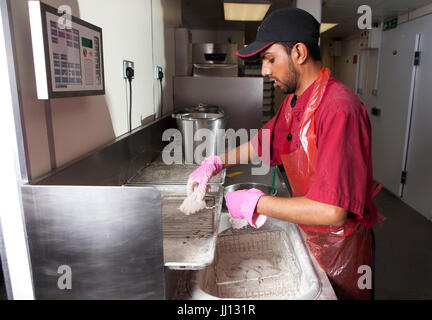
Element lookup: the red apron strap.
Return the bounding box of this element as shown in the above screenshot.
[370,181,387,227]
[372,181,383,198]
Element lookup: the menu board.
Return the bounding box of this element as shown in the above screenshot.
[39,3,105,98]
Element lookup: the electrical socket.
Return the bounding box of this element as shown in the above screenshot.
[123,60,134,79]
[155,66,163,80]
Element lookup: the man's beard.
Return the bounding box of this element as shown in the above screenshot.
[280,79,297,95]
[279,58,298,95]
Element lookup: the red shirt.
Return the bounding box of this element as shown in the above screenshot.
[253,77,377,227]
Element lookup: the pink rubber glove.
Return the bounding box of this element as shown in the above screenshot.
[224,188,267,229]
[186,155,223,197]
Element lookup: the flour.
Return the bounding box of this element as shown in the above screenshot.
[229,217,249,230]
[179,189,207,215]
[179,186,217,215]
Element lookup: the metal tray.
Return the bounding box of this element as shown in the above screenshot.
[147,184,224,270]
[188,219,322,300]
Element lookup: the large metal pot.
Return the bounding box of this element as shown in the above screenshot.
[173,111,225,164]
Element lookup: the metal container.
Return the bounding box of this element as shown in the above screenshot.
[145,184,224,270]
[173,111,225,164]
[223,182,277,210]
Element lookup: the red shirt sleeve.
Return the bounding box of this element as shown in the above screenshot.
[306,103,373,217]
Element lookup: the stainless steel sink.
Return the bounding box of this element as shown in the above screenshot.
[188,219,322,300]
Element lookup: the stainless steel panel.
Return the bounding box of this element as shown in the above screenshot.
[193,64,238,77]
[33,115,176,186]
[21,185,164,299]
[192,43,238,65]
[175,28,192,76]
[174,77,263,131]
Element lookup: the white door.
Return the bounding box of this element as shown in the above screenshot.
[401,15,432,221]
[372,27,418,196]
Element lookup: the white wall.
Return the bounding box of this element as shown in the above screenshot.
[296,0,322,23]
[332,35,361,92]
[8,0,181,179]
[75,0,155,135]
[357,48,379,114]
[152,0,182,117]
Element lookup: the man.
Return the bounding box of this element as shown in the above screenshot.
[186,8,380,300]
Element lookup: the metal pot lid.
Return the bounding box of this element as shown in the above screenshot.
[173,112,224,121]
[173,103,223,115]
[196,103,222,112]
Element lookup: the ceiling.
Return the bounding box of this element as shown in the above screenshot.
[181,0,432,41]
[182,0,295,30]
[322,0,432,39]
[181,0,295,42]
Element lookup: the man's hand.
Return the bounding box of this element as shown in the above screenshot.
[224,188,268,228]
[186,155,223,197]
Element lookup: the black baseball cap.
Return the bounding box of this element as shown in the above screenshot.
[237,8,320,59]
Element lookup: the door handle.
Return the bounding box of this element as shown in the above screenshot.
[371,107,381,116]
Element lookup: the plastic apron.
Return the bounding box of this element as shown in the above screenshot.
[280,68,377,300]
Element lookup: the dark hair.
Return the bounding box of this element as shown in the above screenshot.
[279,41,321,62]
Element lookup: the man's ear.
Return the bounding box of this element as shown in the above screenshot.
[292,43,308,65]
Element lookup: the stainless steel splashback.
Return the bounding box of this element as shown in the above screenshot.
[193,63,238,77]
[33,115,176,186]
[192,43,238,65]
[22,185,164,299]
[192,43,239,77]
